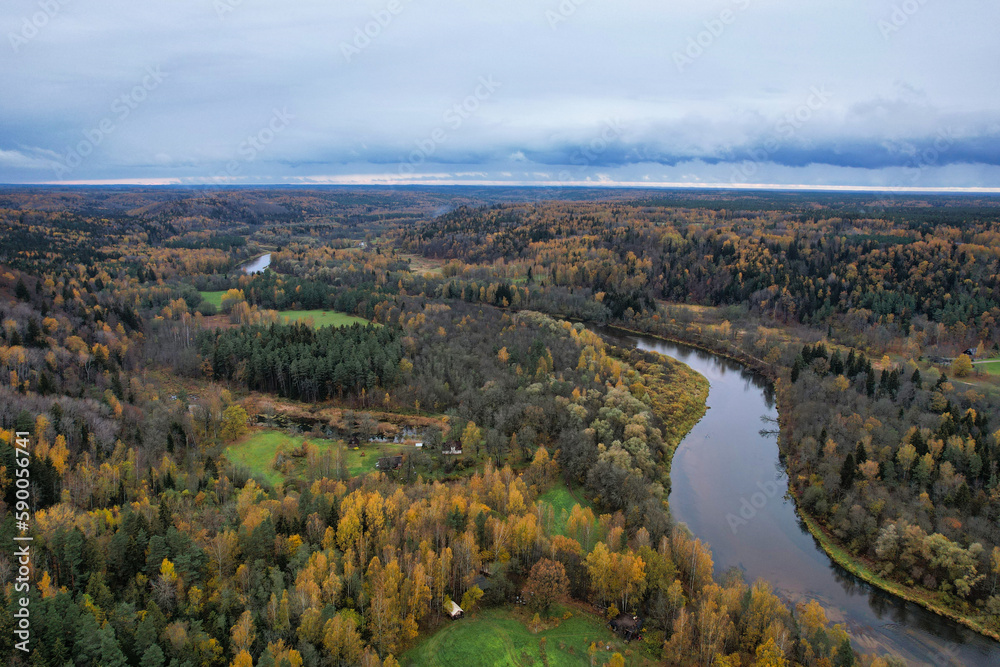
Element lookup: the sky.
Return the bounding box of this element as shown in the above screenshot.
[1,0,999,190]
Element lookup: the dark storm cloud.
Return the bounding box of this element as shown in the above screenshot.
[0,0,998,188]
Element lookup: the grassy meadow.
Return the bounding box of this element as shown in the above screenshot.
[225,429,409,485]
[277,309,371,328]
[401,608,640,667]
[198,291,371,328]
[536,484,594,538]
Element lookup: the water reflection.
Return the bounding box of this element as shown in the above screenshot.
[593,325,1000,666]
[241,253,271,274]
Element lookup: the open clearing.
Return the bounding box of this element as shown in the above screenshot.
[278,310,371,328]
[536,484,594,538]
[978,360,1000,376]
[201,290,226,308]
[401,253,445,276]
[225,429,408,484]
[402,608,640,667]
[198,292,371,328]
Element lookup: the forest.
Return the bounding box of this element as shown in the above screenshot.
[394,196,1000,638]
[1,187,999,666]
[199,322,403,403]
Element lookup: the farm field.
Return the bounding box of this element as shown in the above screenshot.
[401,608,641,667]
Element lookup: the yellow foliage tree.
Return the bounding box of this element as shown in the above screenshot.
[160,558,178,584]
[231,610,256,654]
[221,288,246,313]
[461,421,482,454]
[603,654,625,667]
[221,405,249,442]
[49,434,70,476]
[753,638,788,667]
[951,354,973,378]
[230,650,253,667]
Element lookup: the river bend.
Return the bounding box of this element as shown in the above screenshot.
[602,328,1000,666]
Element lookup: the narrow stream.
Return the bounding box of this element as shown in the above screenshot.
[602,328,1000,666]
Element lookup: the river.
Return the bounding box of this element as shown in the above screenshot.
[241,253,271,274]
[601,328,1000,666]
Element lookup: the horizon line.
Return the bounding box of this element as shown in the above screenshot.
[2,178,1000,195]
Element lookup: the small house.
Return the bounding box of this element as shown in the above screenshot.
[609,614,643,641]
[445,600,464,620]
[964,348,977,360]
[376,455,403,471]
[443,441,463,456]
[414,441,423,448]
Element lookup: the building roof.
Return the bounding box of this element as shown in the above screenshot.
[376,455,404,469]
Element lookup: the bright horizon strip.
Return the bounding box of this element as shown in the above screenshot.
[23,176,1000,194]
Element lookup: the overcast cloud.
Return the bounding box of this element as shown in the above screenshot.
[1,0,998,189]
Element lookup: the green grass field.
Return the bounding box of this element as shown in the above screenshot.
[225,430,407,484]
[201,290,226,308]
[224,430,290,485]
[979,360,1000,376]
[278,310,371,328]
[198,292,371,328]
[401,608,634,667]
[536,485,593,538]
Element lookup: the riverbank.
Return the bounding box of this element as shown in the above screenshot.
[798,511,1000,643]
[604,322,779,382]
[239,251,272,274]
[610,317,1000,647]
[771,362,1000,646]
[618,342,709,472]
